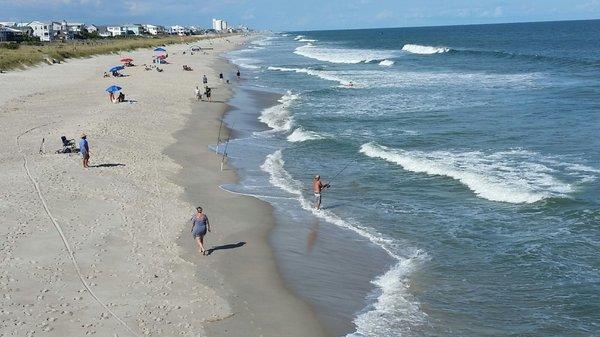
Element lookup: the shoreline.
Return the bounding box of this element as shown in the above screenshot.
[0,35,326,337]
[166,56,327,337]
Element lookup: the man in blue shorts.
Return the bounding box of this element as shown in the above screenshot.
[79,133,90,168]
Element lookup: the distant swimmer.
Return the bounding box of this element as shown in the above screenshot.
[347,81,354,87]
[313,175,330,210]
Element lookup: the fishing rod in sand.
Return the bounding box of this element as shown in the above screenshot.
[220,121,235,172]
[215,118,224,154]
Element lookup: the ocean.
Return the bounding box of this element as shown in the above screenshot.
[224,20,600,337]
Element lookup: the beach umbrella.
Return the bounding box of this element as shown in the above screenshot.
[154,47,166,52]
[156,55,167,59]
[105,85,122,93]
[109,65,125,72]
[120,57,133,63]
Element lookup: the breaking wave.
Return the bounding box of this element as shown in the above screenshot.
[258,91,299,132]
[402,44,451,55]
[261,150,428,337]
[294,43,397,64]
[359,143,582,204]
[268,66,353,86]
[379,59,395,66]
[287,127,326,142]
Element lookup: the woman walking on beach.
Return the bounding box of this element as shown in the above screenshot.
[191,207,211,255]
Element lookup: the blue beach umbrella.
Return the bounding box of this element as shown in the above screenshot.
[105,85,122,93]
[109,65,125,73]
[154,47,166,52]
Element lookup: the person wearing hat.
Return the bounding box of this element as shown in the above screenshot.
[312,175,330,210]
[79,133,90,168]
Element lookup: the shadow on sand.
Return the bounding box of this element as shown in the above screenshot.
[206,241,246,255]
[91,163,126,168]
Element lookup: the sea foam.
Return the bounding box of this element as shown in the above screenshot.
[258,91,298,132]
[402,44,451,54]
[379,59,395,66]
[294,43,396,64]
[360,142,575,204]
[287,127,326,142]
[268,66,353,86]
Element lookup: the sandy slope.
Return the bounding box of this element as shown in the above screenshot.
[0,35,319,337]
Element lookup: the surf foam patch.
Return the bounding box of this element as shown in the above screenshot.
[402,44,451,55]
[258,91,299,132]
[294,43,397,64]
[287,127,327,142]
[268,66,354,86]
[360,143,577,204]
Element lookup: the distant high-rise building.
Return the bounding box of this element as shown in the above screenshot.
[212,18,228,31]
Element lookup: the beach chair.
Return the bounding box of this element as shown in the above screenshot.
[57,136,76,153]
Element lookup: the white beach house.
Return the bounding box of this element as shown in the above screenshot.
[169,25,188,36]
[123,24,143,35]
[143,24,165,36]
[28,21,53,41]
[107,26,124,36]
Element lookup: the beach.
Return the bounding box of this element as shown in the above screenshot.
[0,35,325,337]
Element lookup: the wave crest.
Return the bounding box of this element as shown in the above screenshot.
[360,142,575,204]
[268,66,353,86]
[287,127,326,142]
[258,91,298,132]
[402,44,450,55]
[294,43,396,64]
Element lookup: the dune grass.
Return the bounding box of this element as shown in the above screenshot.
[0,35,215,71]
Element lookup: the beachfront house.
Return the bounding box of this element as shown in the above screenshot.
[85,24,98,33]
[143,24,165,36]
[169,25,188,36]
[96,25,111,38]
[107,26,124,36]
[0,26,25,42]
[67,22,86,33]
[13,26,34,38]
[28,21,53,41]
[187,26,203,35]
[123,24,144,35]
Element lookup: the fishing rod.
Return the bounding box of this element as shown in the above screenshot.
[220,121,235,171]
[326,157,356,185]
[215,117,224,154]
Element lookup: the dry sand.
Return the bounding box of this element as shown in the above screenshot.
[0,35,326,337]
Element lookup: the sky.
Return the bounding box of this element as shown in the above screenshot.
[2,0,600,31]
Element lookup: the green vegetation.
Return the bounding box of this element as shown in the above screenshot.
[0,35,213,71]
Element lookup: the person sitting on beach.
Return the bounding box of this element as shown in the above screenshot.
[313,175,330,210]
[117,92,125,103]
[103,72,110,78]
[204,86,211,101]
[191,207,211,255]
[79,133,90,168]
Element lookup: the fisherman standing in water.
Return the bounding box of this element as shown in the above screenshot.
[313,175,330,210]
